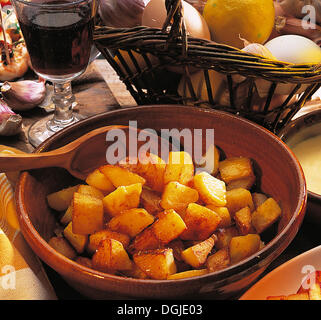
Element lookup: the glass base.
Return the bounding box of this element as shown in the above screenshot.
[28,113,85,148]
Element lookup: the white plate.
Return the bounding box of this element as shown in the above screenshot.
[240,245,321,300]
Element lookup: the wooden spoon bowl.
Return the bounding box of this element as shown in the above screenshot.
[15,105,307,300]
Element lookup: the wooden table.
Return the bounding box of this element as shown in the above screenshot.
[1,58,320,300]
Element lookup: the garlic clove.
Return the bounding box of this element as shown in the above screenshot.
[0,99,22,136]
[1,79,46,111]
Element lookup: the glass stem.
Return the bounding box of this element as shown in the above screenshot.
[51,81,76,126]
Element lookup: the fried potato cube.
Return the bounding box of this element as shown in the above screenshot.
[87,229,130,255]
[252,192,268,209]
[287,293,310,300]
[60,204,73,225]
[168,239,185,261]
[180,203,222,241]
[102,183,142,217]
[167,269,208,280]
[48,236,77,260]
[251,198,282,234]
[163,151,194,186]
[206,205,231,228]
[77,184,105,200]
[181,235,215,268]
[229,234,261,264]
[195,144,220,176]
[219,156,254,184]
[47,185,79,211]
[108,208,155,238]
[153,209,187,244]
[226,176,256,191]
[131,209,186,251]
[234,206,253,235]
[75,256,93,269]
[226,188,254,215]
[85,169,115,194]
[133,248,177,280]
[309,283,321,300]
[140,187,162,215]
[214,226,239,249]
[206,248,231,272]
[100,165,146,188]
[193,171,226,206]
[63,222,88,254]
[120,153,166,192]
[160,181,199,212]
[72,192,104,235]
[92,239,133,273]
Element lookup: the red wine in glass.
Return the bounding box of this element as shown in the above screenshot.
[18,0,93,78]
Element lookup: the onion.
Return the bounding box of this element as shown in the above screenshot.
[99,0,147,28]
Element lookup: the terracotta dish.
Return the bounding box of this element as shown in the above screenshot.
[16,105,307,299]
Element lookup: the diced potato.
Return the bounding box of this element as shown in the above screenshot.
[133,248,177,280]
[252,198,282,234]
[287,293,310,300]
[108,208,155,238]
[234,206,253,235]
[102,183,142,217]
[180,203,222,241]
[77,184,104,200]
[229,234,261,264]
[120,153,166,192]
[72,192,104,235]
[215,226,239,249]
[219,156,254,184]
[100,165,146,187]
[131,209,186,251]
[140,187,162,215]
[85,169,115,194]
[153,209,187,244]
[309,283,321,300]
[47,185,79,211]
[75,256,93,268]
[252,192,268,209]
[181,235,215,268]
[205,205,232,228]
[168,269,208,280]
[63,222,88,254]
[48,236,77,260]
[92,239,133,273]
[160,181,199,212]
[193,171,226,206]
[206,248,231,272]
[163,151,194,186]
[226,188,254,215]
[195,144,220,176]
[87,229,130,255]
[226,176,255,191]
[60,204,73,225]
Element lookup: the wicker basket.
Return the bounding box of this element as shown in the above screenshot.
[93,0,321,133]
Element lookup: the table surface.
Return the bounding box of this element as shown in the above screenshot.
[1,58,320,300]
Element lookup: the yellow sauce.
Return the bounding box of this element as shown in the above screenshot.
[292,135,321,195]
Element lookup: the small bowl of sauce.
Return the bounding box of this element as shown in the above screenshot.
[279,109,321,224]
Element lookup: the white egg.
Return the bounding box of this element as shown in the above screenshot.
[142,0,211,40]
[264,35,321,64]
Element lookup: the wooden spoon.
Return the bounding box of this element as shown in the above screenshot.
[0,125,165,180]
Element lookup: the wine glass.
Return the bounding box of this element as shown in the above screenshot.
[12,0,98,147]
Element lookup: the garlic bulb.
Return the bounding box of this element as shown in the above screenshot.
[0,99,22,136]
[1,79,46,111]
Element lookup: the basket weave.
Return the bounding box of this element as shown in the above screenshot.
[94,0,321,133]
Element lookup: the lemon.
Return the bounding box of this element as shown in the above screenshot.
[203,0,275,49]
